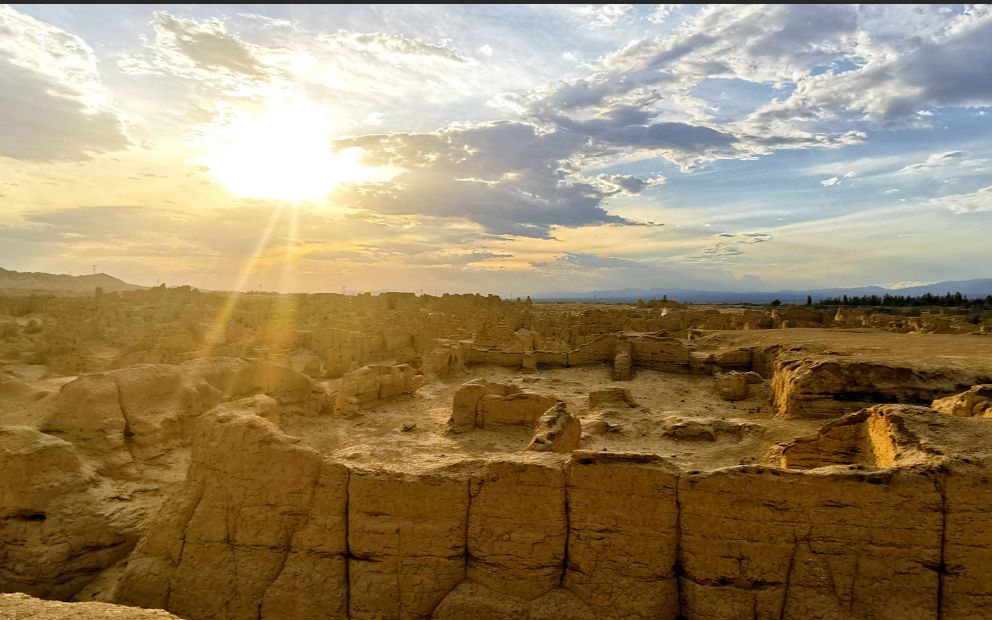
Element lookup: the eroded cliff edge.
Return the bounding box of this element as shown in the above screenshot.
[103,402,992,620]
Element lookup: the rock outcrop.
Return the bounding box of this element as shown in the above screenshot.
[447,379,560,432]
[660,416,759,442]
[588,387,637,409]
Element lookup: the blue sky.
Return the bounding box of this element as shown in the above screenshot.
[0,4,990,295]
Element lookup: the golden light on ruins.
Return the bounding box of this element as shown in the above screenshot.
[5,3,992,619]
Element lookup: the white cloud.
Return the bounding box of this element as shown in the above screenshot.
[647,4,683,24]
[897,150,966,174]
[930,185,992,214]
[821,177,841,187]
[0,5,128,159]
[479,44,493,57]
[749,6,992,124]
[583,173,668,194]
[528,4,872,167]
[571,4,634,28]
[362,112,384,126]
[806,154,914,178]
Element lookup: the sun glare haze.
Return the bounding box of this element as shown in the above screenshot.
[196,98,379,201]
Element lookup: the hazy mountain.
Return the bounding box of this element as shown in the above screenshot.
[0,267,145,294]
[887,279,992,297]
[533,279,992,304]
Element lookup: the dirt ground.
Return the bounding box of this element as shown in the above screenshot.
[282,363,823,472]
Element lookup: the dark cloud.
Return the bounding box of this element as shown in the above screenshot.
[337,121,637,237]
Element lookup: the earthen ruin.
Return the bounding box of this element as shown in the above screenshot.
[2,286,991,619]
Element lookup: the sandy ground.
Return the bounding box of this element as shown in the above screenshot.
[283,363,825,472]
[283,329,992,472]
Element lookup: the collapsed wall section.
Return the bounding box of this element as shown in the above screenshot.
[771,355,989,419]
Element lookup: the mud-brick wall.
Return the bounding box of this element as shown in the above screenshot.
[771,355,991,419]
[114,410,992,620]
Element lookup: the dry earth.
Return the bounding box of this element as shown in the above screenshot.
[1,288,991,619]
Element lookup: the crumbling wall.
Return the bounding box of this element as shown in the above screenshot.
[334,363,423,413]
[679,466,943,620]
[0,427,132,600]
[478,392,561,428]
[111,408,992,620]
[628,334,691,371]
[421,340,466,378]
[565,452,680,620]
[115,409,349,619]
[771,355,987,419]
[348,470,468,618]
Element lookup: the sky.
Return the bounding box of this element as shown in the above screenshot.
[1,4,991,296]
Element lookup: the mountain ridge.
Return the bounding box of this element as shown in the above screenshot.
[533,278,992,304]
[0,267,145,294]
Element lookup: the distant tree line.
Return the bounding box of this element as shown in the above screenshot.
[816,292,992,309]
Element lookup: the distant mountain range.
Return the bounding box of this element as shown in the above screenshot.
[533,278,992,304]
[0,267,145,294]
[2,266,989,304]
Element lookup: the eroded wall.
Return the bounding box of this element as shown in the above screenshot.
[113,409,992,620]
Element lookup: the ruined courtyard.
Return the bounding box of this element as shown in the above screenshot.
[2,287,992,619]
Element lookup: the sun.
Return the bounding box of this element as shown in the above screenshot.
[197,99,372,201]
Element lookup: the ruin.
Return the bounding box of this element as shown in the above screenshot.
[2,286,992,619]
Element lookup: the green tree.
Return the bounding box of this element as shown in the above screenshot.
[771,299,782,307]
[806,295,813,306]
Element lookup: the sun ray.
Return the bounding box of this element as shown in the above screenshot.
[201,204,286,355]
